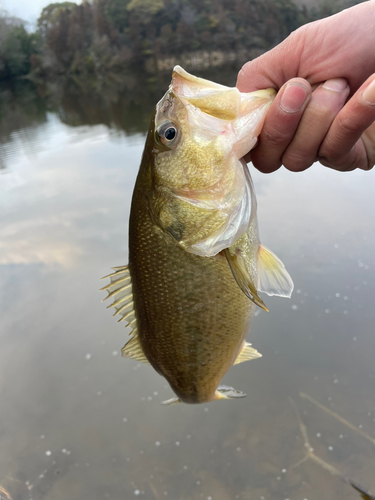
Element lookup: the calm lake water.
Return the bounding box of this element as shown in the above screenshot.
[1,68,375,500]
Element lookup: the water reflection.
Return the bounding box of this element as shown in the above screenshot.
[0,65,241,171]
[1,68,375,500]
[0,81,48,170]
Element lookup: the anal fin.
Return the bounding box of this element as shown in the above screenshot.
[234,342,262,365]
[224,249,268,311]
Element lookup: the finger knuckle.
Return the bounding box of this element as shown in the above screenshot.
[318,155,344,170]
[320,141,361,169]
[319,135,349,164]
[252,159,281,173]
[262,126,291,148]
[319,152,361,171]
[282,149,313,172]
[318,149,342,165]
[335,112,360,137]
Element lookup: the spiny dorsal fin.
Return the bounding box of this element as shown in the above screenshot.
[101,266,149,364]
[100,265,138,333]
[223,249,268,311]
[234,342,262,365]
[121,331,149,364]
[257,244,294,298]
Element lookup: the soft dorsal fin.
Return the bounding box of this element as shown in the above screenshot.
[257,245,294,298]
[100,266,149,364]
[223,249,268,311]
[234,342,262,365]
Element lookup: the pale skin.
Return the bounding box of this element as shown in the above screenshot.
[237,0,375,172]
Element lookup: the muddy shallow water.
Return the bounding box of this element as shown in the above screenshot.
[1,70,375,500]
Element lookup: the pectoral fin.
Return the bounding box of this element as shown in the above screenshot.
[224,248,268,311]
[257,245,294,298]
[234,342,262,365]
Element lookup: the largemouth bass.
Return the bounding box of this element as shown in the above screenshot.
[101,67,293,404]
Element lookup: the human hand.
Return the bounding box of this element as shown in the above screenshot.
[237,1,375,172]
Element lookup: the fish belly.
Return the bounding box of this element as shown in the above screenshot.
[129,189,255,404]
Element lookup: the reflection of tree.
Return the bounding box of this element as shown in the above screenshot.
[40,64,244,134]
[43,71,165,134]
[0,81,47,169]
[0,69,165,169]
[0,61,248,171]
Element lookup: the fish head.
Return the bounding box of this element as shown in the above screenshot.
[150,66,275,257]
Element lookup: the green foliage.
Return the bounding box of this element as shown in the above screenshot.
[309,0,363,19]
[127,0,164,19]
[0,0,361,82]
[0,25,42,80]
[103,0,131,32]
[37,2,77,36]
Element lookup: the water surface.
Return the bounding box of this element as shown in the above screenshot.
[1,70,375,500]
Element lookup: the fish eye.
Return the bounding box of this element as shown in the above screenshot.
[165,127,176,141]
[156,122,179,148]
